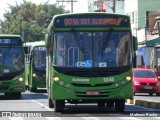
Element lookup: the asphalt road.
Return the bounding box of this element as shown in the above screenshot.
[0,90,159,120]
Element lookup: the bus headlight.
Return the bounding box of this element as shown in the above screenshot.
[18,77,23,82]
[126,76,131,81]
[55,77,60,81]
[33,73,36,77]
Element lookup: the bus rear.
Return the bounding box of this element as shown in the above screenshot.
[0,34,25,99]
[45,13,137,112]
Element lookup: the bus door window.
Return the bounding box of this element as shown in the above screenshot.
[56,36,65,66]
[24,46,31,62]
[116,32,131,66]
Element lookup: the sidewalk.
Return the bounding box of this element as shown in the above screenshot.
[126,99,160,109]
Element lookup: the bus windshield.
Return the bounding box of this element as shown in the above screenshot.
[0,48,24,74]
[53,31,131,68]
[33,46,46,71]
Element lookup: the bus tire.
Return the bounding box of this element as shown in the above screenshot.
[11,92,21,99]
[30,87,37,92]
[97,102,105,107]
[54,100,65,112]
[48,98,54,108]
[15,92,21,99]
[5,93,10,98]
[115,99,125,112]
[106,101,114,108]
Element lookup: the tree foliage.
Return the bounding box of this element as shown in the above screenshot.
[0,0,69,42]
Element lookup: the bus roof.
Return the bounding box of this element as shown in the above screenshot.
[51,12,129,20]
[0,34,22,38]
[23,41,45,47]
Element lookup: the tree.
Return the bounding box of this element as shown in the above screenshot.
[0,1,69,42]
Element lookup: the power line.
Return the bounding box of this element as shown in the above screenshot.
[56,0,77,13]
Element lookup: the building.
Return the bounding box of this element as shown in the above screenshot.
[125,0,160,68]
[88,0,124,14]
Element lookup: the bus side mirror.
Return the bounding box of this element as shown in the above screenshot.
[45,34,51,48]
[133,36,138,51]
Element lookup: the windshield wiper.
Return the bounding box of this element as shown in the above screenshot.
[102,29,113,52]
[73,31,85,52]
[102,29,113,59]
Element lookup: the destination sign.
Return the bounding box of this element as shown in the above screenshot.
[54,15,129,27]
[0,38,22,46]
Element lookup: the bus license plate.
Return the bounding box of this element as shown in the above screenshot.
[86,91,99,95]
[144,86,152,89]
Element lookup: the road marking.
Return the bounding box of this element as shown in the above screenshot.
[9,117,24,120]
[22,94,53,111]
[119,117,141,120]
[154,117,160,119]
[81,117,101,120]
[45,117,62,120]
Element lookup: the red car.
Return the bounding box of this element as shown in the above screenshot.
[133,68,160,96]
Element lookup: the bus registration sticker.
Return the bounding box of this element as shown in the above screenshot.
[86,91,99,95]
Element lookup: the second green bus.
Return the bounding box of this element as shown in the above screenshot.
[24,41,46,92]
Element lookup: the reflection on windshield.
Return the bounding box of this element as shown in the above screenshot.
[134,70,156,78]
[0,48,24,74]
[33,46,46,71]
[53,31,131,68]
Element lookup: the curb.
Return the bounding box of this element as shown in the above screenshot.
[126,99,160,109]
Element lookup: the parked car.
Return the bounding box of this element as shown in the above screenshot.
[133,68,160,96]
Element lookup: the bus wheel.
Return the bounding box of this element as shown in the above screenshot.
[149,93,153,96]
[115,99,125,112]
[5,93,10,98]
[15,92,21,99]
[48,98,54,108]
[11,92,21,99]
[106,101,114,108]
[30,87,37,92]
[54,100,65,112]
[97,102,105,107]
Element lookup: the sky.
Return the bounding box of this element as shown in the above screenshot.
[0,0,88,20]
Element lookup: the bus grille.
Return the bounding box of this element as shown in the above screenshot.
[65,71,120,77]
[71,83,113,87]
[0,76,16,80]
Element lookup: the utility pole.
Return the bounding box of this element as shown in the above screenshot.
[56,0,77,13]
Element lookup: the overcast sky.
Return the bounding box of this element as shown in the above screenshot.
[0,0,88,20]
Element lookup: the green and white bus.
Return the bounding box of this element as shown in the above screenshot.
[45,13,138,112]
[0,34,25,99]
[24,41,46,92]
